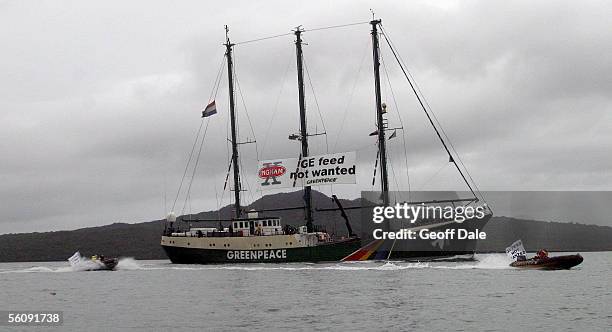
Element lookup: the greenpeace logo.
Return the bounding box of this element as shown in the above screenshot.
[227,250,287,260]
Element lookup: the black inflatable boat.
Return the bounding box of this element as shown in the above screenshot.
[510,254,583,270]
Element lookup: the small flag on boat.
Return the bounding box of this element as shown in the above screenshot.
[202,100,217,118]
[388,129,397,140]
[505,240,526,261]
[68,251,81,267]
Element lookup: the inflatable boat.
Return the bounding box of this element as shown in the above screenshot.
[90,256,119,271]
[510,254,583,270]
[68,252,119,271]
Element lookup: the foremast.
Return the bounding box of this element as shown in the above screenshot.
[225,26,242,219]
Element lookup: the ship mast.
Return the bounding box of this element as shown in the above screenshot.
[225,26,242,219]
[370,19,390,206]
[294,27,313,232]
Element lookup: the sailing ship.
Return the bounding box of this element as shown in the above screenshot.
[161,19,491,264]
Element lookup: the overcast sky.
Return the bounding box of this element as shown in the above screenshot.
[2,0,611,234]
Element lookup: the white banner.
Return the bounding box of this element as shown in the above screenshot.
[257,151,356,190]
[505,239,526,261]
[68,251,81,266]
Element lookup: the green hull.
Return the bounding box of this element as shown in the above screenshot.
[162,237,361,264]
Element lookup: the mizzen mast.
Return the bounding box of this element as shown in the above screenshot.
[370,19,390,206]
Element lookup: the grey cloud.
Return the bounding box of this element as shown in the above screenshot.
[2,0,612,234]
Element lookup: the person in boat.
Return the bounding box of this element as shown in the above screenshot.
[533,249,549,260]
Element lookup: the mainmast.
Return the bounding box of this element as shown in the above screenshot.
[225,26,242,219]
[294,27,313,232]
[370,19,390,206]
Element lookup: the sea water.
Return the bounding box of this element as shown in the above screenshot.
[1,253,610,331]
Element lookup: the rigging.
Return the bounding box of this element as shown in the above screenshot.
[378,23,479,201]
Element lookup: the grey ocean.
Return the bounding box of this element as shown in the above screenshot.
[1,252,610,331]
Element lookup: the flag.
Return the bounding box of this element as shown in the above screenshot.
[68,251,81,267]
[202,100,217,118]
[388,130,397,140]
[505,240,526,261]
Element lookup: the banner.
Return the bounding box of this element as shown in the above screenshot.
[505,239,526,261]
[68,251,81,267]
[257,151,356,190]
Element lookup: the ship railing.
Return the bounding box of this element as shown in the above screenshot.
[166,230,291,238]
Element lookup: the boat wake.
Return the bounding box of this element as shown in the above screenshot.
[115,257,143,270]
[0,254,512,273]
[0,257,143,273]
[428,254,512,270]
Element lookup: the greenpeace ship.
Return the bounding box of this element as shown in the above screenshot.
[161,19,491,264]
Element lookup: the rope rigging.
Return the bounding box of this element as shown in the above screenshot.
[378,23,482,203]
[380,45,412,196]
[171,54,225,214]
[260,56,293,159]
[332,38,370,152]
[234,21,370,45]
[303,55,329,154]
[171,19,491,222]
